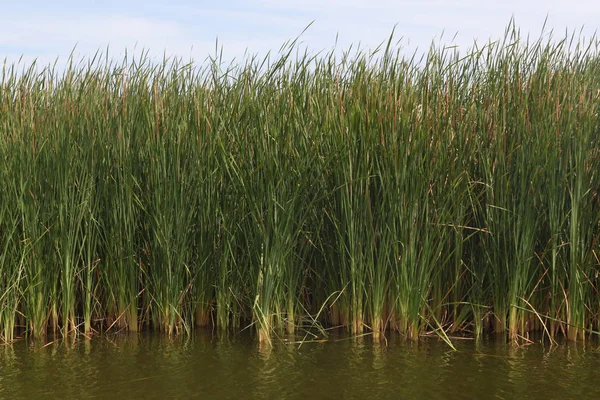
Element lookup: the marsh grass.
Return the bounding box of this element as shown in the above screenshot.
[1,22,599,346]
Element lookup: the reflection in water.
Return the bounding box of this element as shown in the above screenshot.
[1,332,600,399]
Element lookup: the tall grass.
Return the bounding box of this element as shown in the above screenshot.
[1,23,599,345]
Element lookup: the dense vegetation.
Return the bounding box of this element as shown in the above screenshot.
[1,25,599,346]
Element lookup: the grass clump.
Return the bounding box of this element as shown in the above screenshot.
[1,22,600,346]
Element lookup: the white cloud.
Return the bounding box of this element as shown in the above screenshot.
[0,13,289,71]
[1,1,598,72]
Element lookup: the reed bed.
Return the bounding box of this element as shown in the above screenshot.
[1,24,599,345]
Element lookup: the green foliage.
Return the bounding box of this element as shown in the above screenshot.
[1,22,599,345]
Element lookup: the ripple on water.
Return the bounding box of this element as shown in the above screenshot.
[1,333,600,399]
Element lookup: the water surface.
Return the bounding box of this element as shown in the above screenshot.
[1,332,599,399]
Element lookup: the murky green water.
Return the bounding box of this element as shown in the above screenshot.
[1,332,599,399]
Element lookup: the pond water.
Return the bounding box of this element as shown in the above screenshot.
[1,331,599,399]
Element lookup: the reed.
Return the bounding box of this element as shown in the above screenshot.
[1,22,599,346]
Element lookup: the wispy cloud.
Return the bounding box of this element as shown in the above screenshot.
[0,15,185,50]
[1,0,599,71]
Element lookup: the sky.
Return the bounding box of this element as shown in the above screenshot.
[1,1,599,70]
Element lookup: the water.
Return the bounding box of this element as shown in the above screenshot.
[1,331,599,399]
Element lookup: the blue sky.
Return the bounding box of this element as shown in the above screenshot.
[1,1,599,69]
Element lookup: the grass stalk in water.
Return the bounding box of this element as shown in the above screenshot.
[0,23,599,345]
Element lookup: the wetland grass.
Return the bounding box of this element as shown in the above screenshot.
[0,23,599,346]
